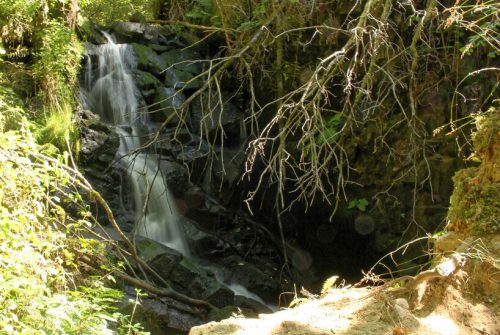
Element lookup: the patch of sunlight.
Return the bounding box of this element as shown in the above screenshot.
[420,313,460,335]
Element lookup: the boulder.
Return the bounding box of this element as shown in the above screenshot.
[134,238,235,308]
[234,295,273,314]
[221,256,281,302]
[159,49,203,75]
[164,68,203,90]
[189,91,243,143]
[158,158,190,198]
[169,135,210,178]
[133,70,163,92]
[132,43,165,76]
[113,22,162,43]
[211,146,246,204]
[121,287,203,335]
[135,237,183,279]
[184,187,205,209]
[169,258,235,308]
[78,109,119,165]
[151,87,186,124]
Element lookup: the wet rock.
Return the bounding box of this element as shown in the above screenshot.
[159,49,203,75]
[164,68,203,90]
[207,306,256,322]
[184,208,223,234]
[151,128,194,156]
[135,237,183,278]
[172,141,209,178]
[234,295,273,314]
[150,44,171,53]
[113,22,161,42]
[78,110,119,165]
[135,238,235,308]
[132,43,165,75]
[189,91,243,143]
[84,24,108,45]
[158,158,190,198]
[222,257,281,302]
[121,287,202,335]
[151,87,186,123]
[185,186,205,209]
[211,146,246,205]
[133,70,163,93]
[169,258,235,308]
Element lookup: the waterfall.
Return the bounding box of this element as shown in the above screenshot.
[81,33,189,255]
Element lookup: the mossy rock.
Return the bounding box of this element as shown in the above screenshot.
[164,68,203,89]
[473,109,500,183]
[159,49,203,75]
[152,87,186,124]
[448,167,500,236]
[131,43,165,75]
[133,70,163,91]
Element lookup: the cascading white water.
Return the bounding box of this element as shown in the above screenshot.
[82,33,189,255]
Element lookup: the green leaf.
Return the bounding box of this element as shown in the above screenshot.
[356,198,369,211]
[348,198,369,211]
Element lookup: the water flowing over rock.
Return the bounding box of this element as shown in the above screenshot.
[81,32,189,255]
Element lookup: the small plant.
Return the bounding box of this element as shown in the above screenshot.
[348,198,369,212]
[116,289,149,335]
[321,275,339,296]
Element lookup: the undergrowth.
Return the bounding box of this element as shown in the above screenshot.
[0,130,145,334]
[80,0,162,25]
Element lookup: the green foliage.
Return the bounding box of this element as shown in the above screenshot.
[348,198,369,212]
[0,73,26,131]
[317,113,343,145]
[0,0,40,44]
[33,20,82,103]
[0,132,97,334]
[186,0,215,21]
[116,289,149,335]
[1,0,82,149]
[0,130,143,334]
[35,102,79,152]
[80,0,162,25]
[447,1,500,58]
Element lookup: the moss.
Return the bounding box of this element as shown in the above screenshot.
[0,74,26,131]
[448,167,500,236]
[473,108,500,182]
[447,109,500,237]
[131,43,165,74]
